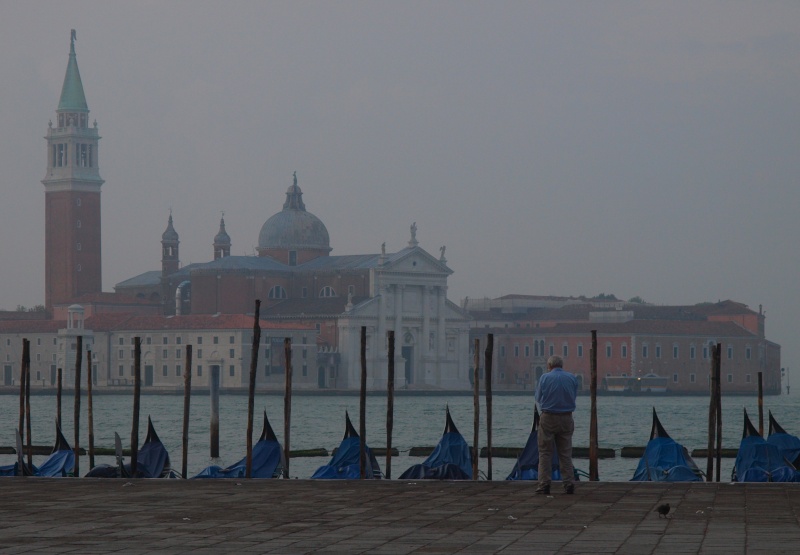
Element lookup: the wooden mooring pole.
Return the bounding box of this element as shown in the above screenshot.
[131,337,141,477]
[18,339,26,454]
[359,326,367,480]
[485,334,494,480]
[182,345,193,479]
[283,338,292,479]
[472,338,480,480]
[246,300,261,479]
[87,350,95,470]
[210,365,220,458]
[386,330,395,480]
[589,330,599,481]
[56,367,62,430]
[73,336,82,477]
[758,371,764,437]
[706,347,717,482]
[24,340,32,470]
[714,343,722,481]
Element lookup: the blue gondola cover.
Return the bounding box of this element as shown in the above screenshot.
[399,406,472,480]
[194,411,284,479]
[733,409,800,482]
[311,412,381,479]
[507,407,562,481]
[631,409,701,482]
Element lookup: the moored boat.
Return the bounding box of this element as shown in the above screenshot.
[194,411,285,479]
[630,408,701,481]
[766,411,800,469]
[399,406,472,480]
[311,412,381,479]
[732,408,799,482]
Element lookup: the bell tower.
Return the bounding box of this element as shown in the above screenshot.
[42,30,104,311]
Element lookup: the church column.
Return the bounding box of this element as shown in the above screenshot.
[422,286,431,357]
[436,286,447,385]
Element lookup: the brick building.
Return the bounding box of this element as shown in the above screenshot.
[467,296,781,394]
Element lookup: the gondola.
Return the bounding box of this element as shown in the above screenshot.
[194,411,285,479]
[630,408,702,482]
[399,406,472,480]
[85,416,177,478]
[311,411,381,479]
[732,408,799,482]
[766,411,800,469]
[1,423,75,477]
[506,406,565,481]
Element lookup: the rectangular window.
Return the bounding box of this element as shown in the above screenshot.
[302,364,308,377]
[197,337,203,345]
[673,345,679,359]
[197,365,202,377]
[37,338,41,346]
[146,337,152,345]
[163,349,168,359]
[500,345,506,357]
[703,346,709,359]
[348,285,355,295]
[655,345,661,359]
[549,344,554,356]
[229,336,235,344]
[514,345,519,357]
[690,346,696,360]
[197,349,202,359]
[119,337,124,345]
[176,337,182,345]
[118,365,124,376]
[562,345,568,357]
[176,364,181,377]
[229,349,235,358]
[746,374,751,383]
[642,345,648,358]
[673,373,678,383]
[746,347,752,360]
[525,345,530,357]
[176,349,181,358]
[130,349,135,359]
[606,345,612,358]
[621,345,627,358]
[727,346,733,359]
[213,336,219,344]
[727,374,733,383]
[162,365,168,377]
[229,365,235,377]
[163,336,168,345]
[577,345,583,357]
[119,350,124,359]
[690,373,696,383]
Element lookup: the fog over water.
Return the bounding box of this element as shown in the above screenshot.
[1,3,798,375]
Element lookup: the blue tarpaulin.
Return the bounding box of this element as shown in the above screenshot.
[507,407,563,481]
[311,412,381,479]
[631,409,701,482]
[733,409,800,482]
[194,411,284,479]
[399,406,472,480]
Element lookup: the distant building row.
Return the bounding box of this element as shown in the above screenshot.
[467,296,781,394]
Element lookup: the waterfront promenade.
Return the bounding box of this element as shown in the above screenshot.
[1,480,798,554]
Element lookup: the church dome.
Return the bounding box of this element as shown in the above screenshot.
[258,176,331,253]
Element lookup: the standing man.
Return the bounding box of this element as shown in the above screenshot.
[535,355,578,494]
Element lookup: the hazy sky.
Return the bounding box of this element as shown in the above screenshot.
[1,2,798,373]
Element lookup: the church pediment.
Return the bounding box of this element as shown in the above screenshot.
[380,247,452,276]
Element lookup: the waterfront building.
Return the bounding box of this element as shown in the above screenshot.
[466,296,781,394]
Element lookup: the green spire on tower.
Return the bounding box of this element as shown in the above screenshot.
[57,29,89,112]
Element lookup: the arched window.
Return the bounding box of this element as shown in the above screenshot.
[268,285,287,299]
[319,286,336,298]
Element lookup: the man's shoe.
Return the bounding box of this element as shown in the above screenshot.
[535,486,550,495]
[564,485,575,495]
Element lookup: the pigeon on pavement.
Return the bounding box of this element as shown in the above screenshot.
[656,503,671,518]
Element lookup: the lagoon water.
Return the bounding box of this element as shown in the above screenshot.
[1,392,796,481]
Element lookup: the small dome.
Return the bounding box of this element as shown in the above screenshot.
[258,177,331,252]
[162,213,179,243]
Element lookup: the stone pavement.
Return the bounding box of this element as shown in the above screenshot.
[0,479,799,554]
